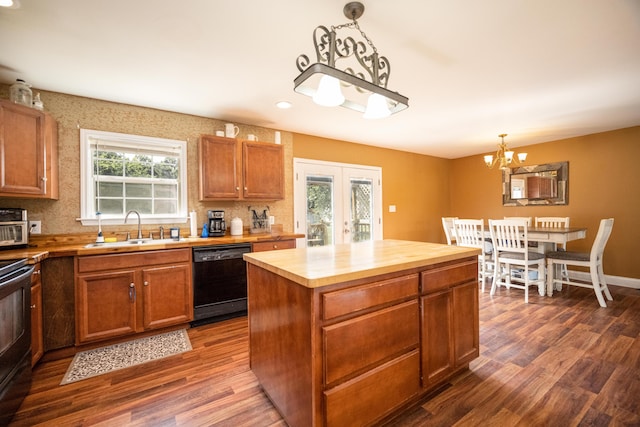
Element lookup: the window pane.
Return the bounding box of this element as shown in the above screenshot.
[306,176,334,246]
[154,184,177,198]
[126,200,152,213]
[125,155,152,178]
[154,200,177,214]
[97,199,123,214]
[125,183,152,198]
[350,178,373,242]
[96,182,123,197]
[154,156,179,179]
[96,158,124,176]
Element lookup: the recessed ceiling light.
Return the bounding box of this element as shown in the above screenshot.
[276,101,292,109]
[0,0,20,9]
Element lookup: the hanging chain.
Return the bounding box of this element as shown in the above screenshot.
[331,20,378,54]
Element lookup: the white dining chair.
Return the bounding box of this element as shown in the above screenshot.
[535,216,571,280]
[489,219,546,303]
[453,219,493,291]
[504,216,532,226]
[441,217,458,245]
[546,218,614,308]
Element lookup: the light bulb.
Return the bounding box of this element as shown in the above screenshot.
[312,75,344,107]
[363,93,391,119]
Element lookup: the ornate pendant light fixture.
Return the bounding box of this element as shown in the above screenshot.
[484,134,527,170]
[294,2,409,119]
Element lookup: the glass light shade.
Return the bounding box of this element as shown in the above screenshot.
[484,155,494,167]
[504,151,514,162]
[517,152,527,162]
[312,75,345,107]
[363,93,391,119]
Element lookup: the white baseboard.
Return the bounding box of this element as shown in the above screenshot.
[570,271,640,289]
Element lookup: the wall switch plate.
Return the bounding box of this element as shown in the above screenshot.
[29,220,42,234]
[389,205,396,213]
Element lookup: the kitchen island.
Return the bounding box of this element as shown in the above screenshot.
[243,239,481,427]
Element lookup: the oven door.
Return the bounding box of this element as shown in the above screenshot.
[0,263,34,425]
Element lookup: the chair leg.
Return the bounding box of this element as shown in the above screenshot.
[598,263,613,301]
[490,263,499,296]
[590,268,607,308]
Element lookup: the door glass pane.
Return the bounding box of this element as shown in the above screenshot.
[306,175,333,247]
[350,178,373,242]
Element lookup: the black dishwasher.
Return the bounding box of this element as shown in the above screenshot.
[192,243,252,326]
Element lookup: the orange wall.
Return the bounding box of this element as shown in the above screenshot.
[450,126,640,279]
[292,134,450,242]
[294,126,639,280]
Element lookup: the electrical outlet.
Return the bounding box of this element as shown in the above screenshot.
[29,220,42,234]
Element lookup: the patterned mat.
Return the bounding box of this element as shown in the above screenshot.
[61,329,192,385]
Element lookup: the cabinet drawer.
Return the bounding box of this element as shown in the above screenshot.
[323,300,419,385]
[77,248,191,273]
[251,239,296,252]
[324,349,421,427]
[322,273,418,320]
[421,259,477,294]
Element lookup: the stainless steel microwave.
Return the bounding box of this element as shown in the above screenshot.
[0,208,28,249]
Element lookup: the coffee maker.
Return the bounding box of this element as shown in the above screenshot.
[207,210,226,237]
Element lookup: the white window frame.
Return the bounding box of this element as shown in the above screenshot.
[79,129,188,226]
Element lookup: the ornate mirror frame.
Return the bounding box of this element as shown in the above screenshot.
[502,161,569,206]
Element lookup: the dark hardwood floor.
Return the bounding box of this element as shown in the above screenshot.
[10,284,640,426]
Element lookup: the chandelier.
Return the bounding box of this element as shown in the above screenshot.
[484,134,527,170]
[294,2,409,119]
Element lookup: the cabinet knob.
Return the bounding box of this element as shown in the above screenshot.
[244,187,248,191]
[236,186,240,191]
[31,304,36,309]
[33,269,41,275]
[273,244,278,249]
[42,177,48,182]
[144,281,149,286]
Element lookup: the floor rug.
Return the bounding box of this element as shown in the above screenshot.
[61,329,192,385]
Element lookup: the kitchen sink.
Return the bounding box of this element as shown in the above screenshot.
[83,238,183,248]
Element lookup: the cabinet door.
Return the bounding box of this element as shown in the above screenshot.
[243,141,284,200]
[142,263,192,329]
[76,270,138,344]
[0,100,58,198]
[452,281,479,367]
[199,135,240,200]
[30,265,44,366]
[421,290,454,387]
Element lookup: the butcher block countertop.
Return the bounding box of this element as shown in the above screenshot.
[243,239,480,288]
[0,231,303,263]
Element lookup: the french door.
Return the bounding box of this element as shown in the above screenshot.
[294,158,382,247]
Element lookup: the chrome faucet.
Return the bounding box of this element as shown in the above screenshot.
[159,226,165,239]
[124,210,143,240]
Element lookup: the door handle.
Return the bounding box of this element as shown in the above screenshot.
[129,283,136,302]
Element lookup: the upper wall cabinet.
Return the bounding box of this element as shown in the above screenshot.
[199,135,284,201]
[0,99,59,199]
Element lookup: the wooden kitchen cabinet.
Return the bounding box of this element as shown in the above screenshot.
[199,135,284,201]
[0,99,58,199]
[75,249,192,344]
[420,259,479,388]
[30,263,44,366]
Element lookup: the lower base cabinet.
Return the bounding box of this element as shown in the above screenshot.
[75,249,193,344]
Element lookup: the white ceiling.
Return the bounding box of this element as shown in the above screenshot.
[1,0,639,159]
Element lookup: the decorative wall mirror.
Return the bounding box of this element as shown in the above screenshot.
[502,161,569,206]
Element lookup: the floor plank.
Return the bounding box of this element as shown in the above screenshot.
[9,284,640,426]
